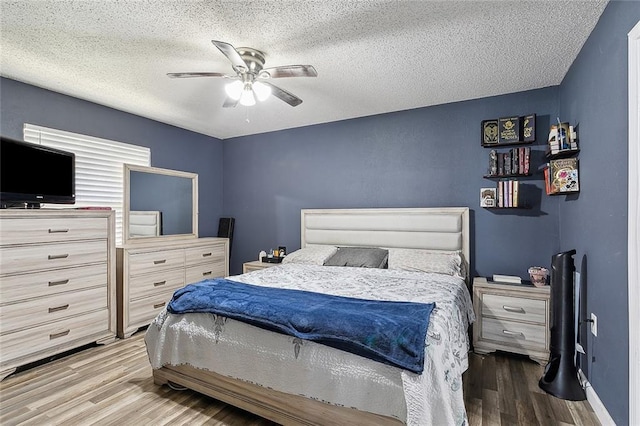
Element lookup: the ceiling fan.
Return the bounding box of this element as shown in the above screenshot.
[167,40,317,108]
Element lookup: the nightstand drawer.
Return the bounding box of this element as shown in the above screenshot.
[242,260,280,273]
[472,277,550,364]
[482,317,547,348]
[482,293,546,323]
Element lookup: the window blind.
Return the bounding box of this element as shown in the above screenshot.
[23,124,151,245]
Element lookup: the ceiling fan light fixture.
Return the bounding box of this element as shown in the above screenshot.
[225,80,243,100]
[239,85,256,106]
[252,81,272,102]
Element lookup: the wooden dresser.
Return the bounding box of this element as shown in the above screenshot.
[0,209,116,381]
[472,277,550,364]
[116,237,229,338]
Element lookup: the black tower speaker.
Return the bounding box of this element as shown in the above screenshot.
[217,217,235,264]
[539,249,586,400]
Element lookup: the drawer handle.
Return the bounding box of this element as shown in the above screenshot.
[48,228,69,233]
[50,329,70,339]
[48,304,69,313]
[153,302,166,309]
[502,305,525,314]
[502,330,525,338]
[202,252,212,257]
[153,280,167,287]
[48,254,69,260]
[49,279,70,286]
[202,271,212,276]
[153,259,167,265]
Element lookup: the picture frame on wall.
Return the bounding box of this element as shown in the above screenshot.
[480,187,497,207]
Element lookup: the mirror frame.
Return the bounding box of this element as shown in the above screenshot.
[123,164,198,244]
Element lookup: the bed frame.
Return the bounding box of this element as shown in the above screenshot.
[152,207,470,425]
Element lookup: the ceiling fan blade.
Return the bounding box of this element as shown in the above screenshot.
[222,96,239,108]
[167,72,228,78]
[261,81,303,107]
[260,65,317,79]
[211,40,249,72]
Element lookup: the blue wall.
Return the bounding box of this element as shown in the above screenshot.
[557,1,639,424]
[223,88,560,277]
[0,78,225,237]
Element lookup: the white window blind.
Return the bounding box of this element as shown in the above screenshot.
[23,124,150,245]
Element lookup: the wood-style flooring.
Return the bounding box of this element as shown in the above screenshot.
[0,331,600,425]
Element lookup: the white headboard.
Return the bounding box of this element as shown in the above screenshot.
[301,207,470,277]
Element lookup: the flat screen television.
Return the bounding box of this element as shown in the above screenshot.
[1,136,75,208]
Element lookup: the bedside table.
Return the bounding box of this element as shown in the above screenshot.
[242,260,282,274]
[472,277,550,364]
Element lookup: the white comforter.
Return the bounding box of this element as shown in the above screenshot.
[145,264,475,425]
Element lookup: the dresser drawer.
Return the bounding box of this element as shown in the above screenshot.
[481,317,547,349]
[186,263,226,284]
[128,289,176,327]
[0,263,107,304]
[0,217,108,246]
[0,240,107,276]
[0,286,107,334]
[482,293,546,323]
[0,309,109,365]
[128,249,184,276]
[185,244,225,267]
[129,269,184,300]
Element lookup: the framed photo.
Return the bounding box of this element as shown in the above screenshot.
[480,187,497,207]
[481,119,499,146]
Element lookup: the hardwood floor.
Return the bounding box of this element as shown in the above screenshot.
[0,331,600,426]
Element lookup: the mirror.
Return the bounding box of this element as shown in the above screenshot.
[123,164,198,244]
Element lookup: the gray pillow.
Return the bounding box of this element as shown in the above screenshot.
[323,247,389,269]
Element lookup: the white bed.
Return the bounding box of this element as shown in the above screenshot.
[144,207,474,425]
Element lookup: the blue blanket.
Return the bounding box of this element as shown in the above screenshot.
[167,278,435,374]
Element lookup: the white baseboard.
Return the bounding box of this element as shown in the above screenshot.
[578,369,616,425]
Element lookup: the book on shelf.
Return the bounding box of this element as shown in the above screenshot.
[504,152,511,175]
[486,147,531,177]
[523,114,536,142]
[480,187,497,207]
[492,179,520,207]
[549,157,579,193]
[544,166,552,195]
[492,274,522,284]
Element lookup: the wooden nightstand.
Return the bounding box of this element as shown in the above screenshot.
[472,277,550,364]
[242,260,282,274]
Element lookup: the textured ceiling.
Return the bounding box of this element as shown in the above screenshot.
[0,1,609,140]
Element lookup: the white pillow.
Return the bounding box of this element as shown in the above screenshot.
[282,245,338,266]
[388,248,465,278]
